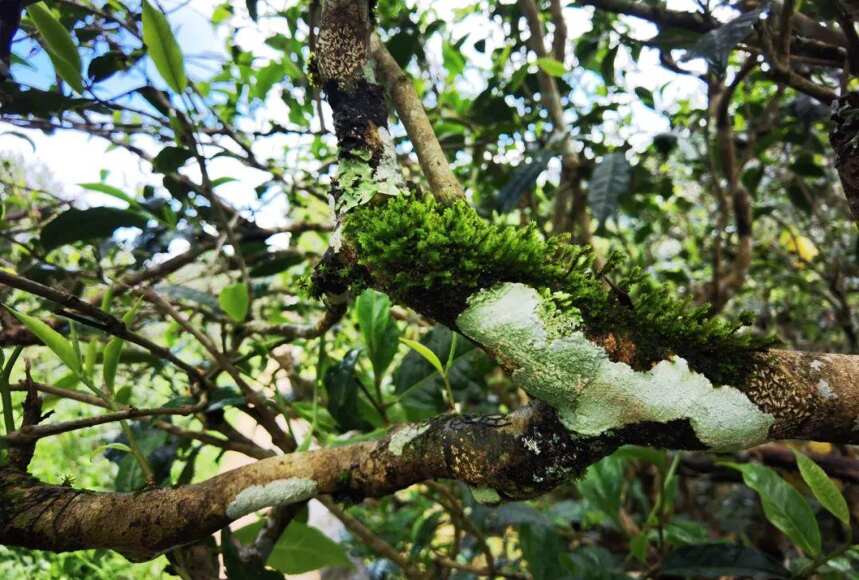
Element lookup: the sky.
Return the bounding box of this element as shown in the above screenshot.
[0,0,718,225]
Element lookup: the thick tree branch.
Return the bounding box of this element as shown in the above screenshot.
[0,403,603,558]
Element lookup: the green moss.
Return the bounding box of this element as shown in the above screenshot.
[341,195,774,385]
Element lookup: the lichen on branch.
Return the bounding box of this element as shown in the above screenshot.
[457,282,774,450]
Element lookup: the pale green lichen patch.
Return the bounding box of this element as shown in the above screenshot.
[226,478,318,520]
[388,424,429,456]
[471,487,501,504]
[457,283,775,451]
[334,130,404,220]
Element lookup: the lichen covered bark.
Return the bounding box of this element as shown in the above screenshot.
[456,283,774,450]
[0,404,612,556]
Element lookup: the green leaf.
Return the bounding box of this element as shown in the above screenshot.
[152,145,194,174]
[78,183,142,210]
[27,2,84,93]
[267,521,352,574]
[219,283,249,322]
[252,61,284,101]
[393,326,490,420]
[724,462,822,556]
[103,337,124,395]
[40,207,149,251]
[537,57,566,77]
[578,453,625,526]
[249,252,304,277]
[6,307,80,374]
[399,338,444,379]
[519,523,568,580]
[246,0,259,21]
[323,349,373,433]
[91,442,132,458]
[588,152,631,226]
[355,289,400,381]
[661,544,789,578]
[793,450,850,526]
[142,0,187,93]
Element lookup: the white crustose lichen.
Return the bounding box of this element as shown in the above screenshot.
[456,283,774,451]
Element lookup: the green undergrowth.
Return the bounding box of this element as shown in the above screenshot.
[339,195,775,385]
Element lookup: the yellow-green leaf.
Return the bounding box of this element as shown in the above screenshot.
[537,57,566,77]
[28,2,84,93]
[219,283,249,322]
[400,338,445,379]
[793,450,850,526]
[7,307,80,374]
[142,0,187,93]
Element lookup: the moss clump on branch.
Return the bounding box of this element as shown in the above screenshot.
[341,195,774,385]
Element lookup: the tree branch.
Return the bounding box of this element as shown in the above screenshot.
[369,35,465,202]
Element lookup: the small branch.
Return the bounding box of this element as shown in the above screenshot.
[369,35,465,202]
[3,403,203,443]
[10,380,107,408]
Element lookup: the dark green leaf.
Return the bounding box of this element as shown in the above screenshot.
[40,207,148,251]
[725,462,822,556]
[393,326,491,420]
[267,521,352,574]
[683,8,766,71]
[249,252,304,277]
[324,349,373,432]
[355,289,399,381]
[497,149,555,213]
[152,146,193,174]
[222,526,282,580]
[519,523,568,580]
[588,152,631,226]
[246,0,259,21]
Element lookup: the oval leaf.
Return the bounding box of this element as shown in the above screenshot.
[40,207,149,251]
[27,2,84,93]
[219,283,249,322]
[725,462,822,557]
[661,544,789,578]
[537,57,566,77]
[78,183,142,210]
[142,0,187,93]
[356,289,400,381]
[588,152,631,226]
[793,450,850,526]
[267,521,352,574]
